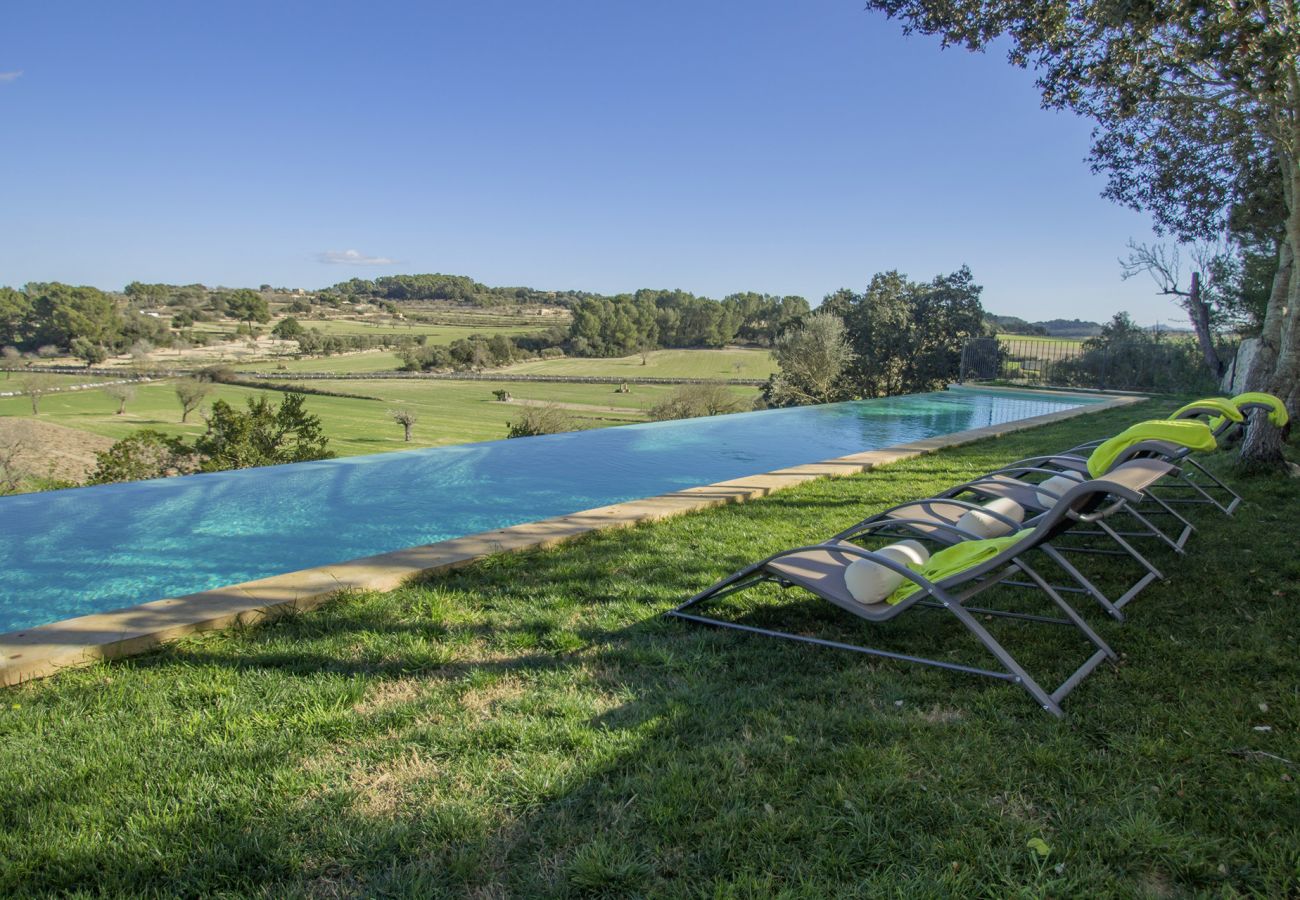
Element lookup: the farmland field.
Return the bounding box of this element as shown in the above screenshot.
[0,377,761,460]
[499,348,777,380]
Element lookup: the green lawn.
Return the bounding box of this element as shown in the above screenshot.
[3,400,1297,895]
[499,347,778,380]
[0,378,760,456]
[238,351,411,374]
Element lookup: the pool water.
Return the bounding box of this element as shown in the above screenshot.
[0,387,1099,632]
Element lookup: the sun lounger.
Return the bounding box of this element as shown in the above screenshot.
[667,466,1168,716]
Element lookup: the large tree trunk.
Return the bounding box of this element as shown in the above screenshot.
[1239,173,1298,467]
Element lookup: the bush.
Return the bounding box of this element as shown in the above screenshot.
[87,430,199,484]
[649,383,744,421]
[506,404,576,438]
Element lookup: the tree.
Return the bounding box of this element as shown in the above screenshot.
[819,267,986,398]
[174,378,212,423]
[226,289,271,331]
[763,313,854,407]
[1120,241,1240,378]
[0,287,32,347]
[194,393,333,470]
[506,404,576,438]
[271,316,304,340]
[861,0,1300,464]
[389,408,417,441]
[70,336,107,366]
[649,383,744,421]
[20,374,58,415]
[27,283,123,352]
[104,383,135,415]
[87,430,198,484]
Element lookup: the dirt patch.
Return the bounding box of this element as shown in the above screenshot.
[349,748,441,817]
[0,417,115,483]
[461,676,527,716]
[352,678,424,714]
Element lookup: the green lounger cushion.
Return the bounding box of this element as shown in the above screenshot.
[1231,391,1290,427]
[889,529,1032,604]
[1086,419,1217,478]
[1171,397,1244,423]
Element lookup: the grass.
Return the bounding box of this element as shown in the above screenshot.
[0,378,760,456]
[499,347,778,380]
[2,399,1297,896]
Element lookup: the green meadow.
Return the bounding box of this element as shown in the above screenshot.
[0,377,761,457]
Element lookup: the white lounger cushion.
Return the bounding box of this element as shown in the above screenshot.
[1035,473,1084,510]
[954,497,1025,538]
[843,540,931,605]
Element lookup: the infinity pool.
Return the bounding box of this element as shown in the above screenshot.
[0,387,1100,632]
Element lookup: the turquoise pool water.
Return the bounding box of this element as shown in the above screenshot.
[0,387,1100,632]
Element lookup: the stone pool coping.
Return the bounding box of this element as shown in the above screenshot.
[0,389,1144,686]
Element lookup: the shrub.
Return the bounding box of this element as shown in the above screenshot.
[649,383,744,421]
[506,404,576,438]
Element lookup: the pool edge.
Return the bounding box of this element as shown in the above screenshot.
[0,390,1145,687]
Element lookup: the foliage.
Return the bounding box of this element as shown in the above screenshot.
[648,383,745,421]
[103,383,135,415]
[86,430,198,484]
[567,290,809,357]
[174,379,212,423]
[1050,313,1227,393]
[821,266,986,397]
[19,374,59,414]
[505,404,576,438]
[224,290,271,328]
[763,313,854,407]
[193,393,333,471]
[389,408,417,441]
[271,316,304,339]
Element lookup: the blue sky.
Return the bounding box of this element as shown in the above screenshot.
[1,0,1182,324]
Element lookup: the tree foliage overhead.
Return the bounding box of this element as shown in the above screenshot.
[863,0,1300,462]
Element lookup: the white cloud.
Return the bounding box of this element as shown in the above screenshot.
[0,71,23,84]
[316,249,399,266]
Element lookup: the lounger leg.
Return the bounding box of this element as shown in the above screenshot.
[1039,544,1125,621]
[1137,492,1196,549]
[1184,457,1242,514]
[1013,559,1116,661]
[1097,519,1163,581]
[1123,504,1187,555]
[934,596,1065,717]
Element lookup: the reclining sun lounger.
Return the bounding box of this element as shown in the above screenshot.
[837,457,1178,621]
[667,465,1168,717]
[984,418,1218,551]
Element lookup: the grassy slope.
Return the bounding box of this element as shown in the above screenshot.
[0,379,759,456]
[499,347,778,380]
[2,400,1297,896]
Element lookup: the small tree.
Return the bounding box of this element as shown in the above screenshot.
[70,337,108,367]
[506,404,576,438]
[0,346,22,378]
[104,383,135,415]
[492,389,512,402]
[763,314,854,407]
[20,374,59,415]
[271,317,304,340]
[0,432,33,494]
[174,378,212,423]
[389,408,417,442]
[194,393,333,471]
[87,430,199,484]
[649,383,743,421]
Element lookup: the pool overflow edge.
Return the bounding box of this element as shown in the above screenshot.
[0,389,1143,687]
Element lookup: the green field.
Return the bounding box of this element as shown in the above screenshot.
[500,347,777,380]
[4,401,1297,896]
[238,352,409,374]
[0,377,760,458]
